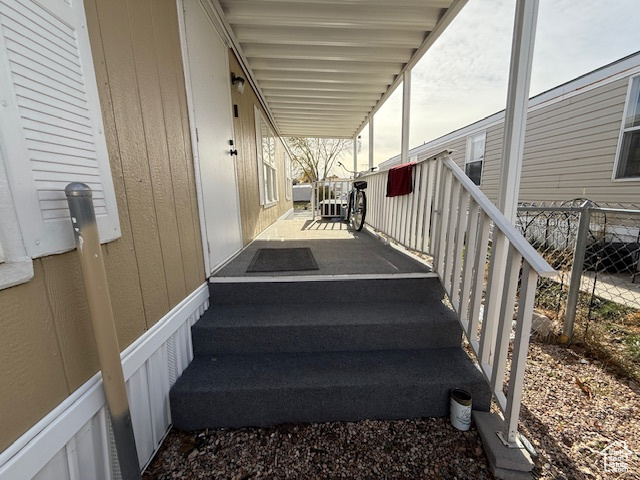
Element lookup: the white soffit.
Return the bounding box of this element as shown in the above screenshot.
[218,0,465,138]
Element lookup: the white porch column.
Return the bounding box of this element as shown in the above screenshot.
[497,0,539,223]
[401,70,411,164]
[352,134,358,176]
[368,116,374,171]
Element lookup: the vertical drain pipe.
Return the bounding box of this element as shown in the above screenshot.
[65,183,140,480]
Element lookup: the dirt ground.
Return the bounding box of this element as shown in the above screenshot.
[145,341,639,479]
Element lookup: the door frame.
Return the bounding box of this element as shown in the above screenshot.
[176,0,244,276]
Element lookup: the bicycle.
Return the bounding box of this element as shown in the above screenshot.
[346,179,367,231]
[337,161,370,231]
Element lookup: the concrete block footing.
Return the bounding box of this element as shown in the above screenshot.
[473,411,534,480]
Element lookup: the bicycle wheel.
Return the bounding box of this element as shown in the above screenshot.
[352,190,366,231]
[346,190,353,222]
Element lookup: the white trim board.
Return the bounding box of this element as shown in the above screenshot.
[210,273,439,283]
[0,283,209,480]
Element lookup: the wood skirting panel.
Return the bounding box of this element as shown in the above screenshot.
[0,0,204,453]
[0,284,209,480]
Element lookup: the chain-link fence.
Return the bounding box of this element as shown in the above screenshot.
[516,200,640,342]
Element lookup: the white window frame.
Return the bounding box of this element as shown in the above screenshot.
[613,74,640,182]
[254,106,278,207]
[465,131,486,186]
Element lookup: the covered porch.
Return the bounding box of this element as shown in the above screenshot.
[175,0,552,478]
[213,212,432,277]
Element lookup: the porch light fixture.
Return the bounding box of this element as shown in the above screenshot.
[231,73,245,94]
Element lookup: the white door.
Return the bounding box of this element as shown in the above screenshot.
[183,0,243,273]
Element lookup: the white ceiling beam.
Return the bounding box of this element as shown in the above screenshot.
[273,111,369,119]
[234,26,424,48]
[276,116,367,124]
[242,44,414,63]
[272,105,370,113]
[260,81,387,93]
[265,90,382,100]
[226,5,439,31]
[254,70,396,84]
[281,132,354,139]
[270,98,376,107]
[224,0,453,7]
[249,59,403,75]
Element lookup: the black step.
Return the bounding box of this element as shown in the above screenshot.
[170,348,491,431]
[208,277,438,305]
[191,301,462,355]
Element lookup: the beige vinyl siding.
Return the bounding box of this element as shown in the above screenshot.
[518,77,631,204]
[0,0,204,452]
[229,52,293,245]
[412,74,639,206]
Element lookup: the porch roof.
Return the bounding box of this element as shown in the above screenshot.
[216,0,467,138]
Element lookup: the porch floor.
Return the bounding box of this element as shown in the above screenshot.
[214,213,431,277]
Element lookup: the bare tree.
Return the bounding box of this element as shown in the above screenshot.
[286,137,352,182]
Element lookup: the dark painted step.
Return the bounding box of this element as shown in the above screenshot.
[170,348,491,431]
[208,277,440,305]
[192,301,462,355]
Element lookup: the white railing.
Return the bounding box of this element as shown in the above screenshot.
[311,179,351,220]
[364,152,555,445]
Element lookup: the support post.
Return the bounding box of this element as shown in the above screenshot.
[65,183,140,480]
[497,0,539,223]
[401,70,411,165]
[564,204,591,340]
[368,116,374,171]
[353,134,358,176]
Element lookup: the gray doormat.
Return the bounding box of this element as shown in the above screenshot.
[246,247,319,272]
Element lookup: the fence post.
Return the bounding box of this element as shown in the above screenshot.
[65,183,140,480]
[563,204,591,340]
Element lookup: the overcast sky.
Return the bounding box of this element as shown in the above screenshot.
[355,0,640,170]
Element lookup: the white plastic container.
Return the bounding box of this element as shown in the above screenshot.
[450,388,472,431]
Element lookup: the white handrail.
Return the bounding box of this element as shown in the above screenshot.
[362,154,556,445]
[442,157,555,277]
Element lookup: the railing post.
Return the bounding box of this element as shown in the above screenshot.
[563,203,591,340]
[65,183,140,480]
[311,181,316,221]
[368,115,374,171]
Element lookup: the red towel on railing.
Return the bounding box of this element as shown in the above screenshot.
[386,163,415,197]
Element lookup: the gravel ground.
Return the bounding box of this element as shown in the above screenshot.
[145,342,640,480]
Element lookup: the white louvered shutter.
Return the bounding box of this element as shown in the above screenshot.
[0,0,120,258]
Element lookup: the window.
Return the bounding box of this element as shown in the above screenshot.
[255,107,278,206]
[465,131,486,186]
[614,75,640,180]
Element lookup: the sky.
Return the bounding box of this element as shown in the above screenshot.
[354,0,640,171]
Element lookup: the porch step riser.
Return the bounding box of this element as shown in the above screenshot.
[172,383,483,430]
[191,300,462,354]
[193,323,461,354]
[170,349,492,431]
[208,278,435,305]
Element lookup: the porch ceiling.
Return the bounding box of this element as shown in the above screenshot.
[218,0,465,139]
